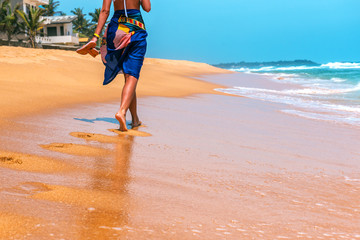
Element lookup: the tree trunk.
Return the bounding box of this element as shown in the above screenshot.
[7,33,12,46]
[30,35,35,48]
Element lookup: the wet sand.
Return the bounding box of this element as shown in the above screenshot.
[0,47,360,239]
[0,91,360,239]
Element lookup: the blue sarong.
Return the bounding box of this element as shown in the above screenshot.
[100,9,148,85]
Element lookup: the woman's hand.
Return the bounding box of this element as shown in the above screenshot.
[90,37,98,43]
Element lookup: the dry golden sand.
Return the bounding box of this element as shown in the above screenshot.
[0,46,229,122]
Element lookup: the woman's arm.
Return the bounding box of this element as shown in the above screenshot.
[141,0,151,12]
[90,0,112,42]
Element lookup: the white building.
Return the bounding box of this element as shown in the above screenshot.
[37,16,79,45]
[3,0,79,46]
[10,0,49,16]
[19,0,49,10]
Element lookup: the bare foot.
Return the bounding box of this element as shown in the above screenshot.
[115,113,128,131]
[132,121,142,129]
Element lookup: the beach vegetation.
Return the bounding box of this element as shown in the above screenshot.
[0,0,7,19]
[89,8,101,27]
[16,7,45,48]
[0,0,23,45]
[41,0,65,16]
[0,0,106,48]
[89,8,107,45]
[71,8,90,37]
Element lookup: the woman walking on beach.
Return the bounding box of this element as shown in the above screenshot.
[77,0,151,131]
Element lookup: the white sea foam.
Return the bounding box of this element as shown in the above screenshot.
[275,65,320,71]
[229,67,249,72]
[231,65,320,72]
[260,66,278,71]
[221,61,360,126]
[321,62,360,69]
[229,82,360,96]
[230,62,360,73]
[281,109,360,126]
[344,176,360,182]
[216,84,360,127]
[331,77,347,83]
[219,86,360,112]
[286,83,360,95]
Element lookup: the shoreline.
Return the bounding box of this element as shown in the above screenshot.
[210,69,360,129]
[1,47,360,239]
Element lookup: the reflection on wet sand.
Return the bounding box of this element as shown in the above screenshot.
[0,122,139,239]
[79,135,135,239]
[1,93,360,239]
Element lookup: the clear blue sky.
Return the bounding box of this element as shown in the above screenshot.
[59,0,360,64]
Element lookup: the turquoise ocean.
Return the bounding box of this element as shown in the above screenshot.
[215,61,360,127]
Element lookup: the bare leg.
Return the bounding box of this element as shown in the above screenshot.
[129,93,141,128]
[115,74,138,131]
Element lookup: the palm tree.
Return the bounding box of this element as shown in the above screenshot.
[0,0,22,45]
[89,8,100,26]
[71,8,90,36]
[17,6,45,48]
[0,0,11,24]
[41,0,64,16]
[89,8,104,45]
[0,0,7,20]
[89,8,107,33]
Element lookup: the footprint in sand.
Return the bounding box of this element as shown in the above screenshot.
[1,182,51,197]
[70,132,129,143]
[0,156,23,165]
[29,184,127,212]
[109,129,151,137]
[40,143,110,156]
[0,151,73,173]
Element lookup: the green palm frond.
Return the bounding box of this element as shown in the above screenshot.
[89,8,100,24]
[88,8,108,36]
[41,0,63,16]
[16,6,45,48]
[0,0,21,45]
[71,7,91,36]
